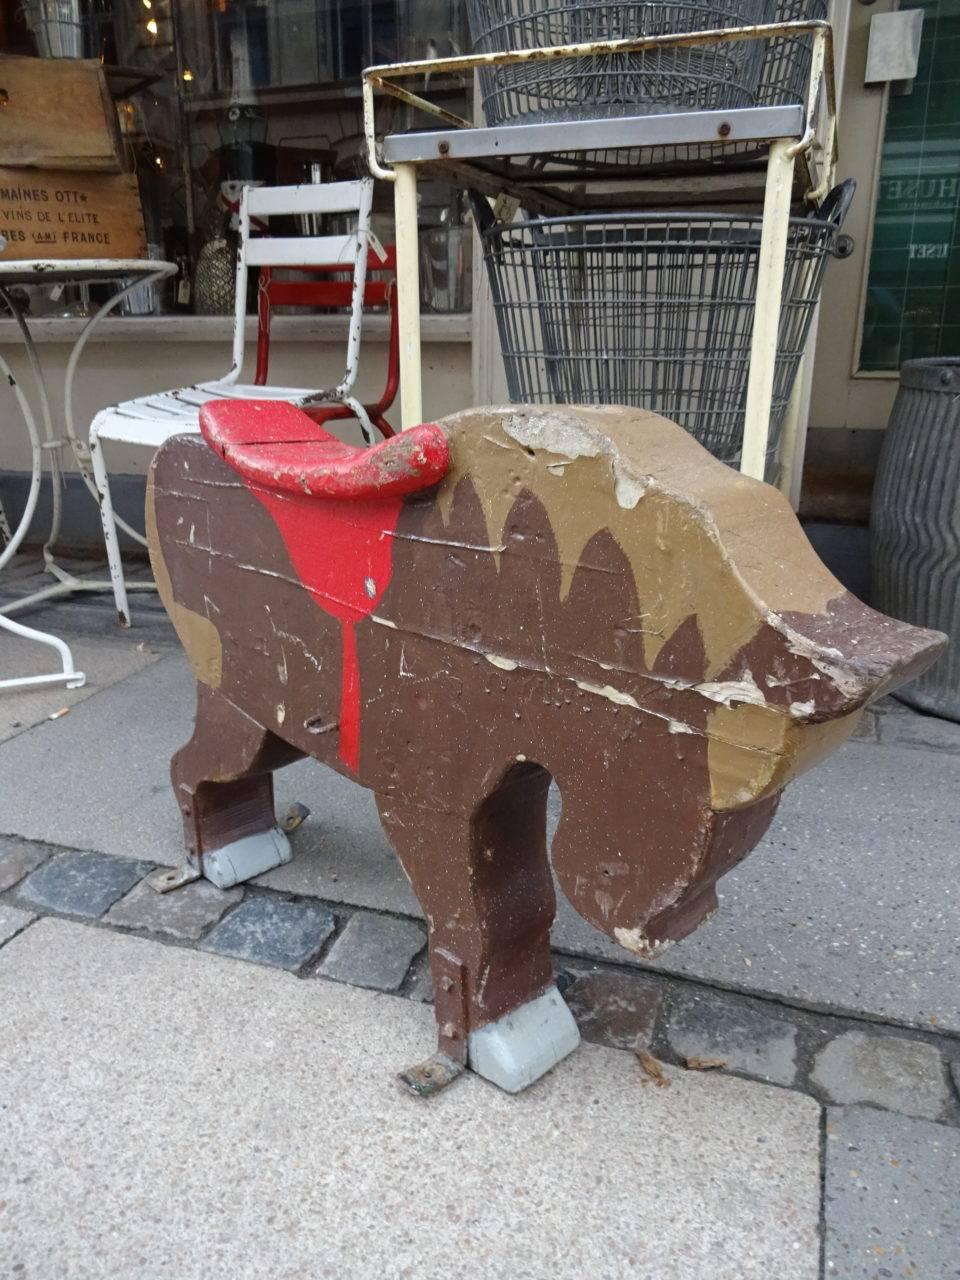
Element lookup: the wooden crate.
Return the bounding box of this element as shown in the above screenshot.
[0,55,126,171]
[0,168,147,261]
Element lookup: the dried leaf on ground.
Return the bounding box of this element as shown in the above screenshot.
[685,1056,726,1071]
[635,1048,671,1087]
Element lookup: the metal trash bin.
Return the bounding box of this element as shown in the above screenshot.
[479,180,854,464]
[466,0,775,126]
[871,358,960,721]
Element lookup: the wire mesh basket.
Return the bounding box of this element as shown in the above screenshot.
[757,0,827,108]
[466,1,775,126]
[480,182,854,464]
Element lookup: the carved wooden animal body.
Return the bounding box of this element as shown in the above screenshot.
[148,402,943,1089]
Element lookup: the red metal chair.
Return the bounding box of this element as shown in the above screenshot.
[254,247,399,439]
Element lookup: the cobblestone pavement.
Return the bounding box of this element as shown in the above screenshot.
[1,593,959,1276]
[2,835,958,1131]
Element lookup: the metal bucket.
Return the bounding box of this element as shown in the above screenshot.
[871,358,960,720]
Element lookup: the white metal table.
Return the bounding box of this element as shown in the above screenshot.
[0,257,177,692]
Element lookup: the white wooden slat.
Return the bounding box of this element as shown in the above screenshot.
[245,180,367,218]
[244,234,361,268]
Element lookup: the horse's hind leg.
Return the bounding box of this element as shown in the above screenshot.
[150,682,304,892]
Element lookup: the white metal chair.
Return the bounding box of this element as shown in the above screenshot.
[89,178,380,625]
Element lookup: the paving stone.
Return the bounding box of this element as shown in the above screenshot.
[104,878,243,941]
[405,954,434,1003]
[950,1059,960,1103]
[811,1030,949,1120]
[667,994,798,1086]
[824,1106,960,1279]
[15,850,153,920]
[200,895,335,971]
[0,840,51,893]
[563,968,660,1051]
[317,912,425,991]
[0,903,34,946]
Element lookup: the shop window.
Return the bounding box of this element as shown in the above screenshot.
[859,0,960,372]
[2,0,472,317]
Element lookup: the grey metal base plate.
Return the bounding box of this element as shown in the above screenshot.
[468,985,581,1094]
[201,827,293,889]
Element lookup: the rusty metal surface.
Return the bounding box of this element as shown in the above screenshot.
[367,20,831,85]
[398,1054,466,1098]
[362,21,835,202]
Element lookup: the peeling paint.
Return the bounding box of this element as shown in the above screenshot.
[575,679,641,710]
[485,653,519,671]
[614,925,674,957]
[694,674,767,708]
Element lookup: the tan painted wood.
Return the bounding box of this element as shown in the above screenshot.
[0,168,146,262]
[0,55,126,172]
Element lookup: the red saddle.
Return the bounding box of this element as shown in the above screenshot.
[199,399,449,500]
[197,399,450,775]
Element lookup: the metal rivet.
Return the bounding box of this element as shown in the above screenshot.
[717,121,732,138]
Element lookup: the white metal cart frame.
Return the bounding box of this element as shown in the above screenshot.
[361,19,838,491]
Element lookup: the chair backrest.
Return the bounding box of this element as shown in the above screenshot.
[254,248,397,386]
[225,178,376,387]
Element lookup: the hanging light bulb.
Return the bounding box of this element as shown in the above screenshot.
[182,69,194,82]
[142,0,152,8]
[146,17,158,34]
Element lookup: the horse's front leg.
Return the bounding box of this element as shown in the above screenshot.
[378,762,579,1094]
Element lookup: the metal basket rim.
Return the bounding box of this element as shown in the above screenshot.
[481,209,839,242]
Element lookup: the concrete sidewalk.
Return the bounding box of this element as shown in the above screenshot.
[1,607,959,1277]
[1,919,819,1280]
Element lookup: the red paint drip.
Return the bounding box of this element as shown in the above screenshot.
[198,402,448,775]
[338,619,361,772]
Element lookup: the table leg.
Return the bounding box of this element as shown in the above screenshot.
[1,272,170,621]
[0,321,85,691]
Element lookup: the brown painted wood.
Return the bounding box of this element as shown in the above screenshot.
[148,403,946,1065]
[0,167,146,261]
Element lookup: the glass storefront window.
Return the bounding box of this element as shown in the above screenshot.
[1,1,471,317]
[859,0,960,372]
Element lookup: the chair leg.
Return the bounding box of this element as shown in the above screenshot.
[344,396,375,445]
[89,423,132,628]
